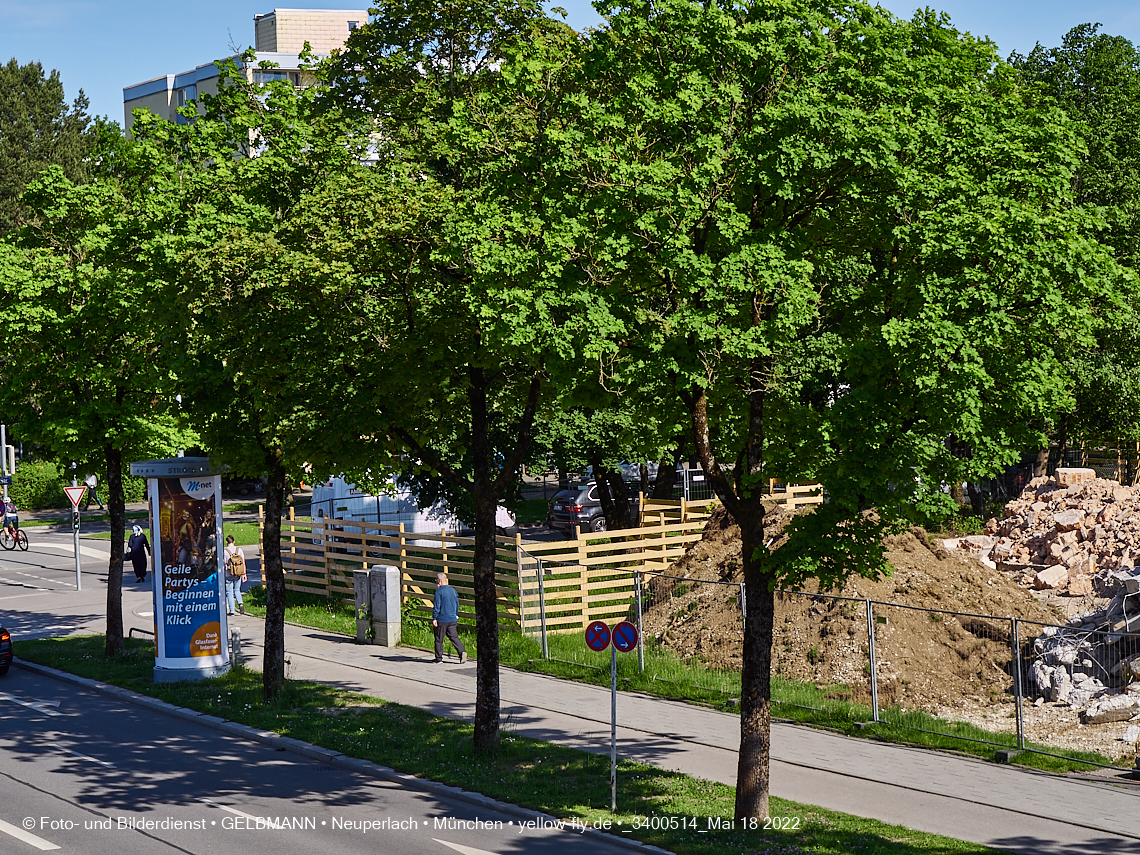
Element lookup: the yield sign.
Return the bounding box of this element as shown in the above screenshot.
[64,485,87,509]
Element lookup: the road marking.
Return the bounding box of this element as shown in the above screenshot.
[17,572,70,587]
[138,611,154,617]
[434,839,500,855]
[32,543,109,560]
[200,798,259,820]
[0,692,65,717]
[0,818,61,851]
[51,743,115,768]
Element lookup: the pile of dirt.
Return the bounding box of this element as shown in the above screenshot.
[642,505,1062,711]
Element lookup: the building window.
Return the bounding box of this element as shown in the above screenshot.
[253,70,290,85]
[348,21,358,30]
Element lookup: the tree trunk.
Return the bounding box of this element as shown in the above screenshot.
[734,504,772,819]
[589,454,633,530]
[471,487,500,751]
[104,445,125,657]
[1032,447,1049,479]
[470,370,500,752]
[262,456,287,700]
[650,444,683,499]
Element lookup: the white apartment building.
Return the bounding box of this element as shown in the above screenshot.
[122,8,367,133]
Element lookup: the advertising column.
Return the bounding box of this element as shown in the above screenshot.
[131,457,229,682]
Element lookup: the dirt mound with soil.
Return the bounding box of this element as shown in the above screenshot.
[642,505,1062,711]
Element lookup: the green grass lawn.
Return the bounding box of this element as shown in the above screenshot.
[84,520,260,546]
[243,587,1118,775]
[16,634,1001,855]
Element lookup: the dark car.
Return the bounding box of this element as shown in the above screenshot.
[0,624,11,676]
[221,475,266,497]
[548,484,640,535]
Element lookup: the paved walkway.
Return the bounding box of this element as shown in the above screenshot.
[3,535,1140,855]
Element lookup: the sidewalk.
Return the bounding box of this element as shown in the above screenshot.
[6,568,1140,855]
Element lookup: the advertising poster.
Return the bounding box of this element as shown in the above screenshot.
[151,474,227,669]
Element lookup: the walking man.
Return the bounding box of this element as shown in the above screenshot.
[82,473,104,510]
[432,571,466,664]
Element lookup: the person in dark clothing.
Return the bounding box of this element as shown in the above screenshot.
[82,473,104,510]
[431,571,466,664]
[126,524,151,582]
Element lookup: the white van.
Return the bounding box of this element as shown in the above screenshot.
[309,477,515,546]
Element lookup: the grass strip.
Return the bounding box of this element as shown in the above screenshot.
[83,520,261,546]
[17,634,999,855]
[22,510,149,527]
[242,588,1121,775]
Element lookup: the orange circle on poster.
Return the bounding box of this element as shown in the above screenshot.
[190,622,221,657]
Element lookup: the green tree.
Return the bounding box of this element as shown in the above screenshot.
[136,60,368,699]
[0,59,91,236]
[320,0,605,750]
[1011,26,1140,458]
[578,0,1128,818]
[0,144,192,654]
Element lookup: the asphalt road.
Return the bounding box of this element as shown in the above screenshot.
[0,657,632,855]
[0,530,638,855]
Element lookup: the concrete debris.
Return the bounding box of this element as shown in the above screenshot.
[1122,725,1140,744]
[1083,694,1140,725]
[969,474,1140,598]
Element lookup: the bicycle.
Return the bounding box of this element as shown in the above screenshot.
[1,520,27,551]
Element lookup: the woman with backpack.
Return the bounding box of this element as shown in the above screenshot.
[223,534,247,615]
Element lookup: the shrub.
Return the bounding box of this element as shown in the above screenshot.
[8,460,148,509]
[8,460,68,510]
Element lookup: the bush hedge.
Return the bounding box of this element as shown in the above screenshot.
[7,460,147,510]
[7,460,67,510]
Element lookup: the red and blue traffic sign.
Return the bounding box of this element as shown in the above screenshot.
[612,620,638,653]
[585,620,611,652]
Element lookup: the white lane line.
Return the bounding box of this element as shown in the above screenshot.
[32,543,109,560]
[0,692,65,717]
[0,818,61,851]
[0,592,56,601]
[434,840,500,855]
[17,572,70,587]
[200,798,259,820]
[50,743,115,768]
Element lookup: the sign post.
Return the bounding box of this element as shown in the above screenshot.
[584,619,639,812]
[64,485,87,591]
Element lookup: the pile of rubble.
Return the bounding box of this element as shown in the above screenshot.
[949,467,1140,727]
[977,468,1140,597]
[1028,600,1140,726]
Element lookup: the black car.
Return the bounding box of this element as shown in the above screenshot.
[548,484,640,534]
[0,624,11,676]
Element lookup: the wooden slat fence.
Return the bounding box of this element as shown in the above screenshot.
[260,483,822,634]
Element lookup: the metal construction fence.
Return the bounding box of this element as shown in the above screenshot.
[517,570,1138,768]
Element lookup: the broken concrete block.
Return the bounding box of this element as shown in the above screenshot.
[1068,576,1094,596]
[1083,694,1140,724]
[1050,668,1073,702]
[1123,725,1140,743]
[1035,564,1069,589]
[1056,468,1096,487]
[1053,509,1084,531]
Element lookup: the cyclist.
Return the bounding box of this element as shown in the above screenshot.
[1,497,17,539]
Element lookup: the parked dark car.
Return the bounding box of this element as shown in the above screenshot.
[221,475,266,497]
[548,484,640,535]
[0,624,12,675]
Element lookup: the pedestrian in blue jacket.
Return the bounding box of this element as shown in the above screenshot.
[432,572,466,664]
